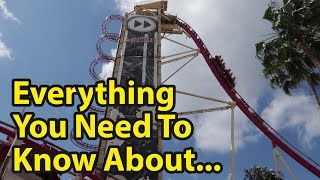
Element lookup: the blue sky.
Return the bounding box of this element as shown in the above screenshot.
[0,0,319,180]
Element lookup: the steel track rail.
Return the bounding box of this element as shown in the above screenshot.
[176,17,320,178]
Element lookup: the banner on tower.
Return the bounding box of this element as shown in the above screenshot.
[104,14,160,180]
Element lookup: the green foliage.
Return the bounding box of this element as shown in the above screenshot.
[261,0,320,59]
[257,0,320,97]
[256,37,319,94]
[244,165,283,180]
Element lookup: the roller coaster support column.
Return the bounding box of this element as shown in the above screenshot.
[157,7,163,180]
[272,143,282,178]
[230,102,236,180]
[0,107,25,178]
[272,143,297,180]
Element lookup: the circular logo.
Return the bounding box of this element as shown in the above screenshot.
[128,17,156,32]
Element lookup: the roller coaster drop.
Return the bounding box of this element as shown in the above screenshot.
[69,8,320,179]
[0,1,319,179]
[176,18,320,178]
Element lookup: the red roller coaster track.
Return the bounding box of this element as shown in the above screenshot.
[176,17,320,178]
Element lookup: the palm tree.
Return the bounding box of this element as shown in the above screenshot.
[256,0,320,109]
[262,0,320,67]
[306,74,320,110]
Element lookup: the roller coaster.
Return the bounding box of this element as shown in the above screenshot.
[0,0,319,179]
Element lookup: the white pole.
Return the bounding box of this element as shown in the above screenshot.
[230,102,236,180]
[275,147,297,180]
[272,143,281,178]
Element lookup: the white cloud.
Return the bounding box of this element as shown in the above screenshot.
[193,109,259,153]
[0,32,12,60]
[99,49,116,80]
[113,0,319,154]
[99,63,114,80]
[111,48,117,57]
[113,0,142,14]
[0,0,20,23]
[262,92,320,149]
[0,0,19,60]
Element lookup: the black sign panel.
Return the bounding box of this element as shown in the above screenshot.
[103,15,159,180]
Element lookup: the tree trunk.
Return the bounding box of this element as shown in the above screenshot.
[294,36,320,68]
[306,78,320,111]
[299,42,320,68]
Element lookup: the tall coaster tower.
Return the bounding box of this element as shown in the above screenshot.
[96,1,181,179]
